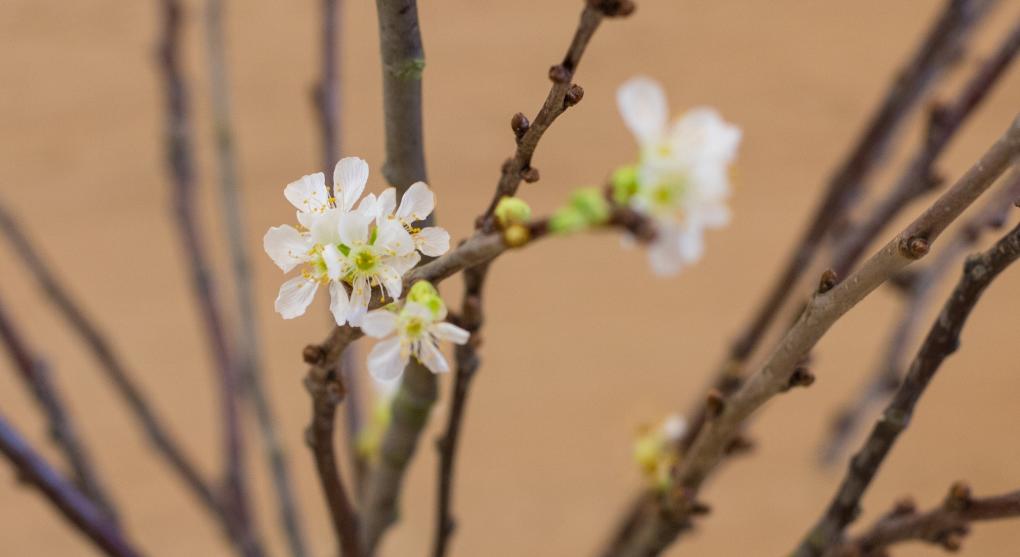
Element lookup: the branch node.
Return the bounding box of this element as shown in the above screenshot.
[705,389,726,418]
[565,84,585,107]
[548,64,572,84]
[900,236,931,259]
[785,367,816,391]
[945,481,972,511]
[510,112,530,140]
[588,0,637,17]
[723,435,755,456]
[302,344,326,365]
[817,269,839,293]
[890,496,917,518]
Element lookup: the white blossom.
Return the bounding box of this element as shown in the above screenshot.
[367,181,450,257]
[617,76,741,276]
[360,293,469,382]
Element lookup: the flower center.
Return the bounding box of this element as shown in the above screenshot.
[353,248,378,272]
[404,317,425,339]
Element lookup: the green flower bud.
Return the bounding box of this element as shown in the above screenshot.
[612,165,639,205]
[549,206,588,235]
[494,196,532,227]
[570,187,611,225]
[408,280,445,318]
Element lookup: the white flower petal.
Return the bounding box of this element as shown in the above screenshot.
[284,173,329,213]
[376,218,415,255]
[416,340,450,374]
[275,276,319,319]
[347,276,372,326]
[338,208,372,246]
[403,301,436,322]
[390,252,421,276]
[333,157,369,211]
[263,225,311,272]
[322,244,344,281]
[669,107,742,165]
[378,266,403,300]
[375,188,397,221]
[328,281,351,326]
[396,182,435,222]
[647,227,686,277]
[431,322,470,345]
[361,310,398,338]
[661,415,687,442]
[367,338,407,381]
[414,227,450,257]
[310,207,342,245]
[617,76,669,146]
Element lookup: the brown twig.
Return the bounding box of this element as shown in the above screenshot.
[203,0,307,554]
[831,13,1020,277]
[829,485,1020,556]
[794,215,1020,557]
[604,116,1020,557]
[821,169,1020,464]
[0,199,227,529]
[156,1,262,555]
[670,0,998,467]
[0,295,119,524]
[359,3,432,552]
[303,327,362,557]
[431,262,488,557]
[0,413,144,557]
[428,4,633,554]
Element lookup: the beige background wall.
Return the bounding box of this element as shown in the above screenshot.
[2,1,1019,555]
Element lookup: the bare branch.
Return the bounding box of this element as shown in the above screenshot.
[604,116,1020,557]
[203,0,307,554]
[822,169,1020,463]
[0,295,119,523]
[831,13,1020,276]
[156,1,262,554]
[0,199,230,531]
[303,327,362,557]
[830,485,1020,556]
[793,216,1020,557]
[0,413,144,557]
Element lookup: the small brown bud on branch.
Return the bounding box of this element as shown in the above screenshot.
[786,367,816,390]
[511,112,530,140]
[521,167,540,183]
[548,64,572,84]
[945,481,972,511]
[817,269,839,293]
[302,344,326,365]
[588,0,637,17]
[565,84,585,107]
[900,236,930,259]
[705,389,726,418]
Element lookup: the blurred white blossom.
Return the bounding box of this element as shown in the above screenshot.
[616,76,741,276]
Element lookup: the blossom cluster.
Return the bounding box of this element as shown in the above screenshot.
[615,76,742,276]
[263,157,450,327]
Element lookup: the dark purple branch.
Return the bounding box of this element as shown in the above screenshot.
[0,295,119,523]
[156,1,262,555]
[0,199,227,527]
[0,413,144,557]
[303,327,362,557]
[831,14,1020,277]
[821,170,1020,463]
[830,485,1020,556]
[793,215,1020,557]
[203,1,307,555]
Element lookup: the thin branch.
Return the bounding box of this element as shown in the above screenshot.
[673,0,997,458]
[431,262,488,557]
[303,327,362,557]
[0,413,144,557]
[0,199,227,526]
[0,295,119,523]
[603,116,1020,557]
[794,215,1020,557]
[156,1,262,555]
[821,169,1020,463]
[478,0,630,231]
[831,13,1020,277]
[203,1,307,554]
[830,485,1020,556]
[359,2,433,552]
